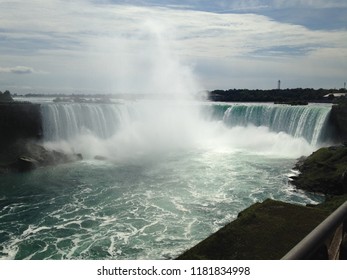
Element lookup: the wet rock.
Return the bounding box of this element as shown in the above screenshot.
[1,141,83,173]
[94,155,107,161]
[14,156,39,172]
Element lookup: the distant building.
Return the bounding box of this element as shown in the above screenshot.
[278,80,281,90]
[323,92,347,98]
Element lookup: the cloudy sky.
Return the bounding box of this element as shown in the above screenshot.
[1,0,346,94]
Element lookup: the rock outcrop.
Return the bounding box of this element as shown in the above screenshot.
[329,102,347,143]
[0,101,82,173]
[290,145,347,195]
[0,102,42,148]
[0,141,83,173]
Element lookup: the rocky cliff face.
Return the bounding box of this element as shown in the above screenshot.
[0,102,83,173]
[329,103,347,143]
[0,102,42,149]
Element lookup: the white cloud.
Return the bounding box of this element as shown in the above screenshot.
[0,0,346,93]
[0,66,35,74]
[224,0,347,10]
[272,0,347,8]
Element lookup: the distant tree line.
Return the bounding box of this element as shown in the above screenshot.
[208,88,347,103]
[2,88,347,104]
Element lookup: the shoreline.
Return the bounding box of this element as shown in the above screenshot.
[1,96,346,259]
[177,146,347,259]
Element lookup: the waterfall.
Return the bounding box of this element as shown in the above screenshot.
[221,104,331,145]
[41,103,133,141]
[40,102,332,158]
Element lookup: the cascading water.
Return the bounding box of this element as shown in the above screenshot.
[41,101,332,158]
[0,14,334,259]
[0,100,332,260]
[41,103,133,141]
[221,104,331,145]
[41,100,208,160]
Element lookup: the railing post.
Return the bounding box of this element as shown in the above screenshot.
[327,224,343,259]
[341,219,347,259]
[282,201,347,260]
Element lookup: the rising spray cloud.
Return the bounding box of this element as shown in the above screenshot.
[42,16,324,161]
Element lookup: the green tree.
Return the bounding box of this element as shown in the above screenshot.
[0,90,14,102]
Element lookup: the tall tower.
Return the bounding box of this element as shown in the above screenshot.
[277,80,281,90]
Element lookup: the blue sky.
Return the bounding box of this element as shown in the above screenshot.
[0,0,346,94]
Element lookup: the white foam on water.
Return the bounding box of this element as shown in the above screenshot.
[0,16,331,260]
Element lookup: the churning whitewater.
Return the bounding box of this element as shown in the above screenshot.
[0,99,330,260]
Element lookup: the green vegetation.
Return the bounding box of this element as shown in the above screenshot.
[314,194,347,212]
[209,88,346,103]
[291,146,347,195]
[0,90,14,102]
[177,199,337,260]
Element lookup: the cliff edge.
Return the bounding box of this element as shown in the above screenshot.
[330,102,347,142]
[0,92,81,172]
[0,102,42,149]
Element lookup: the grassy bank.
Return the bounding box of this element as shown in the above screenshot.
[177,195,347,260]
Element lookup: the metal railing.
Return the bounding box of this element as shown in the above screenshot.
[282,200,347,260]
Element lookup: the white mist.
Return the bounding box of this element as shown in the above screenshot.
[42,18,329,161]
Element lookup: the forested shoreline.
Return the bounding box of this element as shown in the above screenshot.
[208,88,346,103]
[3,87,347,103]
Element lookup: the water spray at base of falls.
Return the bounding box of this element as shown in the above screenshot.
[41,101,332,161]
